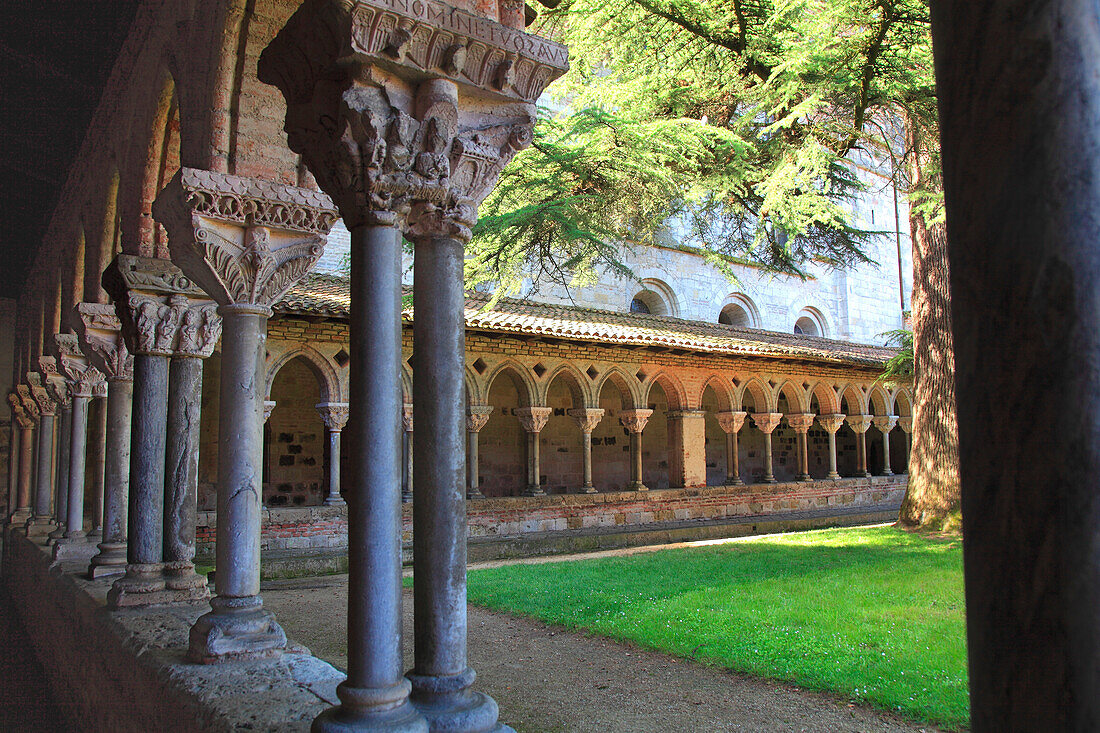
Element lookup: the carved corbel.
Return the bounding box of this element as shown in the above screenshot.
[26,372,57,417]
[16,384,39,423]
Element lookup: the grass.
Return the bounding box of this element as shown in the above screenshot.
[464,525,968,729]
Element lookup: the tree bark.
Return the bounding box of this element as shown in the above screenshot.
[898,126,961,529]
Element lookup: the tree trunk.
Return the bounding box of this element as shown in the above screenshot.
[898,134,961,529]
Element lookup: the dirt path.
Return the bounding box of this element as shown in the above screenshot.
[264,578,941,733]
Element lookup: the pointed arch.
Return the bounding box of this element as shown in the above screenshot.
[542,362,592,408]
[642,371,687,410]
[85,164,119,304]
[774,378,809,413]
[595,367,643,409]
[484,360,536,407]
[738,377,771,412]
[464,365,483,406]
[265,344,340,403]
[838,383,869,415]
[401,363,413,404]
[807,380,841,414]
[699,374,735,413]
[891,387,913,416]
[868,385,891,415]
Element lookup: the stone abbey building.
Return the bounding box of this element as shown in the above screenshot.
[0,0,918,729]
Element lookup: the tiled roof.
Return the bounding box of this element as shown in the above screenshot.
[276,273,897,368]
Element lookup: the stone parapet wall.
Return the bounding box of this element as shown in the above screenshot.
[195,476,907,560]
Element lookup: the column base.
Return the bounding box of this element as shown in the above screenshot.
[578,485,598,495]
[466,488,486,500]
[324,496,347,507]
[188,595,286,664]
[825,471,841,480]
[88,541,128,579]
[796,474,812,482]
[521,486,545,497]
[858,471,872,478]
[726,477,744,486]
[625,481,649,492]
[47,523,67,542]
[313,679,427,733]
[25,517,57,539]
[762,476,777,484]
[7,508,32,527]
[881,469,894,477]
[107,563,193,609]
[164,560,212,594]
[52,537,98,564]
[408,668,512,733]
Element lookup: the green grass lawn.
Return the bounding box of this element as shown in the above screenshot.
[465,525,969,729]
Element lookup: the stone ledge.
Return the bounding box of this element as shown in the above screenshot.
[2,531,344,733]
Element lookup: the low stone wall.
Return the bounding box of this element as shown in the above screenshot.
[195,475,907,563]
[1,531,342,733]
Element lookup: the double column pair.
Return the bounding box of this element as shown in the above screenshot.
[258,1,569,728]
[7,387,37,526]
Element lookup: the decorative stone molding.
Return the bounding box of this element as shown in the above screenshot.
[257,0,567,233]
[750,412,783,434]
[8,393,31,429]
[715,410,747,434]
[16,384,39,422]
[667,409,706,420]
[567,407,604,433]
[817,413,847,434]
[786,413,817,434]
[618,408,653,434]
[38,355,71,409]
[75,303,134,381]
[316,402,350,431]
[154,169,338,309]
[466,405,494,433]
[51,333,107,400]
[898,416,913,434]
[872,414,899,434]
[845,414,873,434]
[516,406,552,433]
[26,373,57,417]
[402,403,414,432]
[263,400,277,423]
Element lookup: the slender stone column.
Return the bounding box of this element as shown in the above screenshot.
[897,416,912,473]
[77,302,134,578]
[7,394,33,525]
[750,413,783,484]
[619,409,653,491]
[87,395,107,539]
[6,396,20,516]
[715,411,747,486]
[786,414,816,482]
[403,403,414,504]
[516,407,552,497]
[47,391,72,542]
[466,406,494,499]
[316,402,350,506]
[816,414,845,480]
[872,415,898,477]
[845,415,872,478]
[154,170,336,661]
[261,3,566,728]
[27,373,58,535]
[568,408,603,494]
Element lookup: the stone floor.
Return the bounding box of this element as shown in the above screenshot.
[0,589,76,731]
[264,574,943,733]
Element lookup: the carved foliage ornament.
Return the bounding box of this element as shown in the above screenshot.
[872,414,899,434]
[516,406,552,433]
[466,404,494,433]
[567,408,604,434]
[715,410,747,434]
[786,413,816,433]
[845,414,873,434]
[750,412,783,434]
[16,384,39,422]
[316,402,351,430]
[26,373,56,417]
[618,408,653,434]
[75,303,134,380]
[816,413,846,434]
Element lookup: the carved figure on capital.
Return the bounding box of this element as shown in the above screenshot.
[466,405,494,433]
[873,414,900,434]
[750,412,783,434]
[403,403,414,433]
[316,402,350,431]
[38,356,70,409]
[516,406,552,434]
[16,384,39,423]
[26,373,56,417]
[8,393,30,428]
[75,303,134,381]
[716,410,747,434]
[619,408,654,434]
[567,408,604,434]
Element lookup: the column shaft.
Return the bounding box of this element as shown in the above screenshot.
[857,430,869,477]
[51,405,72,538]
[90,377,131,577]
[827,432,840,480]
[762,432,775,483]
[630,432,643,489]
[64,395,90,539]
[525,431,543,496]
[325,429,342,505]
[17,424,33,512]
[164,356,206,592]
[403,428,414,504]
[881,430,893,476]
[88,397,107,536]
[467,431,481,498]
[32,412,56,521]
[581,431,594,492]
[7,422,18,515]
[127,354,168,564]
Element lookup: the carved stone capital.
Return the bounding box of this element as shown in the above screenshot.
[898,415,913,434]
[26,373,56,417]
[466,405,494,433]
[258,0,563,234]
[264,400,277,423]
[316,402,350,431]
[403,403,414,432]
[567,407,604,434]
[16,384,39,423]
[8,393,30,429]
[750,412,783,435]
[38,355,70,409]
[618,408,653,434]
[845,414,873,434]
[873,414,899,434]
[786,413,816,434]
[50,332,107,401]
[715,410,747,434]
[817,413,847,434]
[516,406,552,434]
[174,299,222,358]
[153,169,338,309]
[75,302,134,381]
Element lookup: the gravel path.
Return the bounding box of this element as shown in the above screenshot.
[263,577,942,733]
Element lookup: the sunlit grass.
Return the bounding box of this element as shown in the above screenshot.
[465,526,968,729]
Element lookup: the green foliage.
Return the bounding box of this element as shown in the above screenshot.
[467,0,939,295]
[465,526,969,729]
[879,323,914,383]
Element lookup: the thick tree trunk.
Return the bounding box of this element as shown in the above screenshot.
[898,158,961,529]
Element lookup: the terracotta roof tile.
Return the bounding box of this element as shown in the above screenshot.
[276,273,897,368]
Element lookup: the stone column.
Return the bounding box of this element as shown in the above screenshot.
[516,407,552,497]
[77,302,134,578]
[750,413,783,484]
[261,3,566,729]
[44,369,72,543]
[715,411,747,486]
[466,406,493,499]
[7,394,33,525]
[816,414,845,480]
[568,408,603,494]
[26,372,57,536]
[163,301,221,598]
[897,416,912,473]
[667,409,707,489]
[786,414,816,482]
[872,415,898,477]
[52,367,106,560]
[154,169,337,662]
[403,403,414,504]
[87,394,107,539]
[6,395,20,517]
[316,402,350,506]
[619,409,654,491]
[845,415,872,478]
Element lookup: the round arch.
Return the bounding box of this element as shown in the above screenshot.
[718,293,760,328]
[630,278,680,318]
[793,306,829,338]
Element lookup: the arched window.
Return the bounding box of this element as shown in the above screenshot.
[630,297,651,314]
[793,308,827,337]
[629,280,678,317]
[718,294,759,328]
